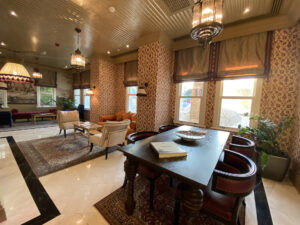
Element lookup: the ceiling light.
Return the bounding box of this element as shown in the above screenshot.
[70,28,85,68]
[108,6,116,13]
[1,42,6,46]
[244,8,250,14]
[0,62,32,84]
[191,0,224,46]
[0,52,2,55]
[32,58,42,79]
[126,44,130,48]
[107,50,111,55]
[40,51,47,55]
[10,11,17,17]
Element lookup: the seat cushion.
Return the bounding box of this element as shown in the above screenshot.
[61,122,78,129]
[138,165,161,179]
[202,187,237,222]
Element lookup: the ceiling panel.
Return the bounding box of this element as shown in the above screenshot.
[0,0,292,68]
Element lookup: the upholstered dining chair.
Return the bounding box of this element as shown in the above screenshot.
[229,135,256,161]
[174,149,257,225]
[158,124,180,133]
[123,131,160,209]
[57,110,80,138]
[89,120,130,160]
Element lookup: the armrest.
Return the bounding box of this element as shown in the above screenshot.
[99,114,116,122]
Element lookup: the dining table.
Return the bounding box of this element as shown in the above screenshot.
[118,125,230,224]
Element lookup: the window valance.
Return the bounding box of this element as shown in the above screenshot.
[215,32,272,80]
[73,70,90,89]
[174,46,211,83]
[124,60,138,87]
[35,69,57,87]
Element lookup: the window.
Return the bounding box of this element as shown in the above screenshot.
[175,82,206,126]
[126,86,137,113]
[37,87,56,107]
[74,89,80,107]
[213,78,262,129]
[0,89,8,108]
[83,89,90,109]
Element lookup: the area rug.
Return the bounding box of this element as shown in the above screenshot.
[94,175,224,225]
[0,120,57,132]
[18,134,115,177]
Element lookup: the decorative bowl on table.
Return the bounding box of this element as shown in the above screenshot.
[175,130,207,142]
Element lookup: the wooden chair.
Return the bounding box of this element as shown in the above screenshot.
[89,120,130,159]
[158,124,180,133]
[174,149,257,225]
[229,135,256,161]
[57,110,80,138]
[123,131,160,209]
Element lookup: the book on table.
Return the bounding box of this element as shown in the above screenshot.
[150,142,187,159]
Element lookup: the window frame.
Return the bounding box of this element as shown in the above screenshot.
[74,89,81,108]
[213,78,263,131]
[37,86,56,108]
[0,89,8,108]
[126,86,137,113]
[174,82,207,127]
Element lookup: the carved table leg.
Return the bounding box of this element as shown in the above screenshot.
[182,186,203,225]
[124,156,138,215]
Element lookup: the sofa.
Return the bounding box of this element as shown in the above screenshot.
[0,111,13,127]
[11,108,57,122]
[98,111,136,136]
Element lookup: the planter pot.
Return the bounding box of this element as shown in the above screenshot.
[261,152,290,181]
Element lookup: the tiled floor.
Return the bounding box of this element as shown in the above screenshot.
[0,126,299,225]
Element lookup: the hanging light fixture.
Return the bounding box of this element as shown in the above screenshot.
[0,62,32,83]
[191,0,224,46]
[70,28,85,68]
[32,57,43,79]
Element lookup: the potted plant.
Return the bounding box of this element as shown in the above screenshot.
[54,97,76,111]
[238,114,293,181]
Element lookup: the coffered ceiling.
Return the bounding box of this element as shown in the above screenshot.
[0,0,298,69]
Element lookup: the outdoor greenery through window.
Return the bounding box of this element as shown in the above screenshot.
[74,89,80,107]
[176,82,205,124]
[84,89,90,109]
[38,87,56,107]
[127,86,137,113]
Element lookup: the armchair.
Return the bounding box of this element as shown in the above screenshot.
[89,120,130,159]
[57,110,80,138]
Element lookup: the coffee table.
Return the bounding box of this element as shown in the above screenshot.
[32,113,57,124]
[73,122,102,146]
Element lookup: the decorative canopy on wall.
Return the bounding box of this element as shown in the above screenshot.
[123,60,138,87]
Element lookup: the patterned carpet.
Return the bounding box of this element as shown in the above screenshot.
[18,134,115,177]
[95,175,224,225]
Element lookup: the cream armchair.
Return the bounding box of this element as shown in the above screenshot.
[89,120,130,159]
[57,110,80,138]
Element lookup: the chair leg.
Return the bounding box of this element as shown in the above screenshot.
[90,143,94,152]
[105,147,109,160]
[64,130,66,138]
[122,177,127,188]
[149,179,155,209]
[59,129,62,135]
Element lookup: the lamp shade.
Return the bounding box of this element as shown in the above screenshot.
[85,89,94,96]
[0,62,32,83]
[32,71,43,79]
[137,86,147,96]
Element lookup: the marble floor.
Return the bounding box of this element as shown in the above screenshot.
[0,126,299,225]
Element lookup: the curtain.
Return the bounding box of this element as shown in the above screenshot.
[35,69,57,87]
[124,60,138,86]
[174,46,210,83]
[215,32,272,79]
[72,70,90,89]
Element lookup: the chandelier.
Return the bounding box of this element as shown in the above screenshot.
[32,57,43,79]
[0,62,32,83]
[70,28,85,68]
[191,0,224,46]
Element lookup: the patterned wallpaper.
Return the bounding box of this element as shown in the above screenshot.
[205,81,217,128]
[115,63,126,112]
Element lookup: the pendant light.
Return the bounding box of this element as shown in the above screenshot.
[70,28,85,68]
[32,57,43,79]
[0,61,32,83]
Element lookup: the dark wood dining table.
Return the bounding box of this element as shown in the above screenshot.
[118,125,230,224]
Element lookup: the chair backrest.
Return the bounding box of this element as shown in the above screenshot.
[101,120,131,147]
[57,110,79,124]
[229,135,256,160]
[212,149,257,197]
[158,124,180,133]
[127,131,159,144]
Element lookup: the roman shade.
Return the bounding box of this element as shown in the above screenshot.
[124,60,138,86]
[35,69,57,87]
[174,46,210,83]
[215,32,272,79]
[73,70,90,89]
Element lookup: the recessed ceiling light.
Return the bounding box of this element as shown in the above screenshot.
[243,8,250,14]
[108,6,116,13]
[107,50,111,55]
[0,42,6,46]
[64,65,68,68]
[10,10,17,17]
[0,52,2,54]
[40,51,47,55]
[126,44,130,48]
